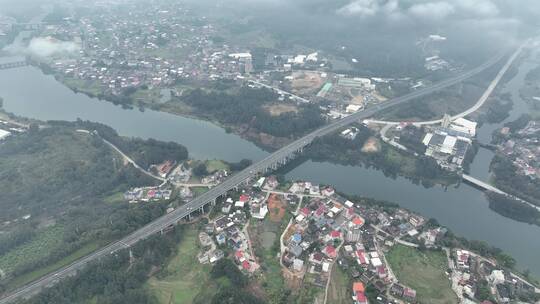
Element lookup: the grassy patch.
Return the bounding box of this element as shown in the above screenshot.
[191,186,209,197]
[148,227,215,304]
[387,245,457,304]
[62,77,103,96]
[104,191,125,203]
[296,273,325,304]
[250,209,293,302]
[205,160,229,173]
[131,87,163,105]
[383,147,416,175]
[327,264,351,304]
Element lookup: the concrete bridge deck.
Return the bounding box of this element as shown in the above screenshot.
[462,174,540,211]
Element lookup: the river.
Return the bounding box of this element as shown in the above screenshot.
[0,66,268,162]
[1,44,539,276]
[468,49,539,181]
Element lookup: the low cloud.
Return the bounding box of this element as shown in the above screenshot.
[337,0,379,17]
[454,0,499,17]
[336,0,502,21]
[408,2,455,20]
[26,37,80,57]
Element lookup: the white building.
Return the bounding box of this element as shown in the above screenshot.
[451,118,477,137]
[229,52,252,60]
[0,129,11,141]
[346,104,363,113]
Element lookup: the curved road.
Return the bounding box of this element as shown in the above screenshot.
[0,50,509,304]
[366,43,525,126]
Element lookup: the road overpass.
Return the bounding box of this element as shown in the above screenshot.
[0,50,508,304]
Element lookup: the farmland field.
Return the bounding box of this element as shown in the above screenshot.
[148,227,215,304]
[0,225,64,276]
[386,245,457,304]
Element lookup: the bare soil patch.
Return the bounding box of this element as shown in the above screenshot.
[291,71,324,94]
[361,136,381,153]
[263,104,298,116]
[267,194,286,222]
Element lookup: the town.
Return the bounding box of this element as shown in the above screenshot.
[1,1,539,304]
[16,0,460,124]
[496,119,540,179]
[121,155,539,304]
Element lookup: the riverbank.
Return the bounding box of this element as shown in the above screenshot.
[302,127,459,187]
[34,63,310,151]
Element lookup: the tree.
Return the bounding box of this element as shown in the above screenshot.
[210,259,248,287]
[193,163,209,177]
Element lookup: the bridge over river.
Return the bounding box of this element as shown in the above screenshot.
[0,50,509,303]
[0,57,28,70]
[462,174,540,211]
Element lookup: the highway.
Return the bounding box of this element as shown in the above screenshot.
[365,42,526,127]
[0,50,507,304]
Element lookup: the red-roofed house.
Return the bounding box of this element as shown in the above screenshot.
[354,291,368,304]
[403,287,416,302]
[235,250,245,262]
[352,282,365,293]
[242,260,251,271]
[377,265,387,279]
[239,194,250,202]
[300,207,311,217]
[309,252,324,265]
[330,230,341,239]
[314,205,326,218]
[324,245,337,259]
[355,250,368,265]
[352,216,364,227]
[346,207,356,219]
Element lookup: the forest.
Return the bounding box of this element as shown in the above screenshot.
[0,121,185,294]
[490,155,540,206]
[22,227,186,304]
[20,226,264,304]
[50,120,189,169]
[181,87,326,138]
[487,192,540,226]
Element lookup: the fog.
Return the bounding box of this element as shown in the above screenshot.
[4,37,80,57]
[163,0,534,76]
[1,0,538,72]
